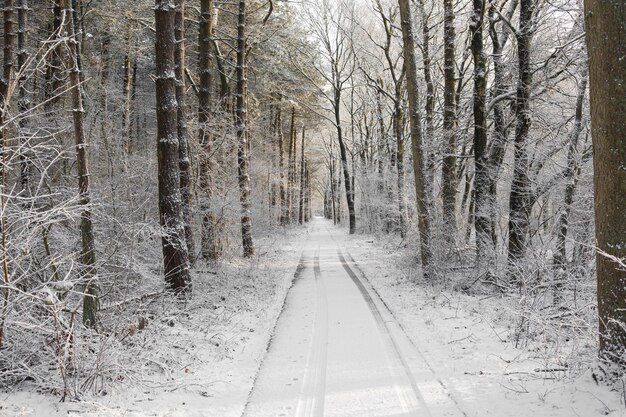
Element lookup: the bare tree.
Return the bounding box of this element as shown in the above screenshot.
[398,0,432,277]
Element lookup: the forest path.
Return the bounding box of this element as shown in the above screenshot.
[242,217,466,417]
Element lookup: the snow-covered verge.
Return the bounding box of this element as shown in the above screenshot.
[0,229,306,417]
[335,228,624,417]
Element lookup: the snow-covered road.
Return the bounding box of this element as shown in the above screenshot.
[243,218,466,417]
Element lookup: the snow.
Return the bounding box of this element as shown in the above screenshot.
[2,219,623,416]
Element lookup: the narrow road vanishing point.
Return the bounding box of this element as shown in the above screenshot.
[243,218,467,417]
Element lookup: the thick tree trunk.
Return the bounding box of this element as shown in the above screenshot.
[155,0,191,293]
[235,0,254,257]
[60,0,100,325]
[441,0,458,241]
[584,0,626,363]
[398,0,432,276]
[507,0,535,272]
[174,0,194,263]
[470,0,491,271]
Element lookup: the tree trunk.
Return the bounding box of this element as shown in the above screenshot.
[507,0,535,272]
[45,0,62,107]
[276,103,288,226]
[60,0,100,326]
[441,0,458,242]
[470,0,491,271]
[0,0,15,348]
[334,88,356,234]
[17,0,28,193]
[174,0,194,263]
[584,0,626,363]
[198,0,221,262]
[486,0,517,249]
[398,0,432,276]
[299,127,306,225]
[553,66,588,305]
[155,0,191,293]
[235,0,254,257]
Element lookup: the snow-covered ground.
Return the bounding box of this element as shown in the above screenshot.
[2,218,623,416]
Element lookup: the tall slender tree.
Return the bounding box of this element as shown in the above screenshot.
[398,0,432,277]
[60,0,100,326]
[235,0,255,257]
[507,0,536,271]
[174,0,194,262]
[441,0,458,240]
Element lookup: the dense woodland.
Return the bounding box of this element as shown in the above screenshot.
[0,0,624,402]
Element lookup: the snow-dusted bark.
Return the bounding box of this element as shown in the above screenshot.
[507,0,536,272]
[584,0,626,363]
[60,0,100,326]
[235,0,255,257]
[441,0,458,242]
[155,0,191,294]
[398,0,432,277]
[470,0,491,272]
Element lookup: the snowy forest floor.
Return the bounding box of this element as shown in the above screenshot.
[1,218,624,416]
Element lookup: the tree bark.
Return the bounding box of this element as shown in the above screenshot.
[60,0,100,325]
[553,65,588,305]
[441,0,458,241]
[198,0,221,262]
[155,0,191,293]
[584,0,626,363]
[470,0,491,271]
[398,0,432,276]
[507,0,535,272]
[299,127,306,225]
[235,0,254,257]
[174,0,194,263]
[17,0,28,193]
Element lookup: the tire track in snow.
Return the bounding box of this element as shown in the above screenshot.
[342,250,470,417]
[337,248,431,417]
[294,249,328,417]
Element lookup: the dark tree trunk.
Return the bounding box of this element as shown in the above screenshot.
[470,0,491,271]
[398,0,432,276]
[584,0,626,363]
[441,0,458,241]
[60,0,100,326]
[174,0,194,263]
[299,127,306,225]
[507,0,535,272]
[235,0,254,257]
[198,0,221,262]
[17,0,28,193]
[0,0,15,348]
[155,0,191,294]
[45,0,62,107]
[334,88,356,234]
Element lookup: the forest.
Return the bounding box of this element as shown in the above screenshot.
[0,0,624,416]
